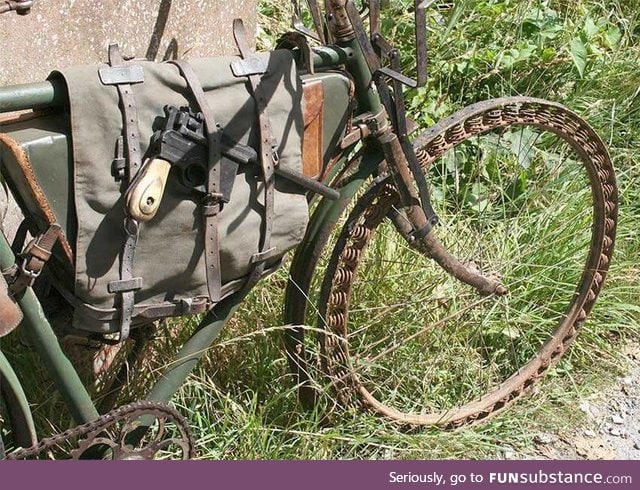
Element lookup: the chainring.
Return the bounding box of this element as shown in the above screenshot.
[5,401,196,460]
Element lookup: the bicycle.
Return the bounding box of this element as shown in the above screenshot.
[0,0,618,459]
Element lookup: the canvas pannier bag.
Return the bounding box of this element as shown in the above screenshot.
[0,48,309,338]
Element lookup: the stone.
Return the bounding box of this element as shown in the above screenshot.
[579,401,593,415]
[534,433,555,445]
[611,415,625,425]
[609,428,622,437]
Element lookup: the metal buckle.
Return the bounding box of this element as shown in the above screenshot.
[202,192,224,216]
[18,256,41,284]
[203,192,224,205]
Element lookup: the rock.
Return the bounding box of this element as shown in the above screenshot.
[502,447,516,459]
[609,428,623,437]
[534,433,555,445]
[574,436,616,459]
[634,441,640,451]
[579,401,593,415]
[611,415,625,425]
[583,429,596,438]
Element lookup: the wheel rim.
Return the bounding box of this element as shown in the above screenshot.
[318,98,617,426]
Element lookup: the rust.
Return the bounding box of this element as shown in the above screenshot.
[6,401,195,460]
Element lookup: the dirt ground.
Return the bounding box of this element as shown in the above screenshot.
[506,343,640,460]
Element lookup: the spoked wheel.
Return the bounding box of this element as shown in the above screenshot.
[317,97,617,426]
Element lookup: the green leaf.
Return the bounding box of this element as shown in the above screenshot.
[568,37,587,77]
[541,47,556,62]
[583,17,599,40]
[605,26,622,49]
[501,326,521,340]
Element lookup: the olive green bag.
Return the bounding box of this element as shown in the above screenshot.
[0,49,308,336]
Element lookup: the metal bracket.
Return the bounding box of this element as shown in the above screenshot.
[0,0,33,15]
[341,110,388,148]
[291,0,326,44]
[99,65,145,85]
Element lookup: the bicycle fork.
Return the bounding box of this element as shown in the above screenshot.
[374,121,508,297]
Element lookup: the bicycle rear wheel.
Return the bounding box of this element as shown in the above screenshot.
[317,97,617,426]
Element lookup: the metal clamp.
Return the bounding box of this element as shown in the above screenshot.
[0,0,34,15]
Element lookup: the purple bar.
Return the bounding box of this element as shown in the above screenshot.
[1,460,637,489]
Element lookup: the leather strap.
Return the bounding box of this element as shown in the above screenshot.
[5,224,62,296]
[107,218,142,341]
[101,44,144,341]
[103,44,143,181]
[10,218,29,256]
[233,19,278,291]
[170,60,222,303]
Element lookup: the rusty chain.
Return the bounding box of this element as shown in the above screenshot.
[5,400,196,460]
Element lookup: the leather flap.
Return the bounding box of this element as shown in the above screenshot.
[303,79,324,128]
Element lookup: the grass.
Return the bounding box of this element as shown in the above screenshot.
[3,0,640,459]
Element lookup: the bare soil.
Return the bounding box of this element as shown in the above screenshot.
[507,343,640,460]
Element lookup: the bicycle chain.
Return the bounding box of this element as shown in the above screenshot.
[322,97,617,426]
[6,401,196,460]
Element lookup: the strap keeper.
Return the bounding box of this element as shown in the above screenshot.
[112,157,126,180]
[98,64,145,86]
[23,240,52,262]
[230,56,270,77]
[108,277,143,294]
[6,224,62,294]
[250,247,278,264]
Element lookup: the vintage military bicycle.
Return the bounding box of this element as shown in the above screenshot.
[0,0,618,459]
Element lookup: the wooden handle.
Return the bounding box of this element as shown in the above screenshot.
[126,158,172,222]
